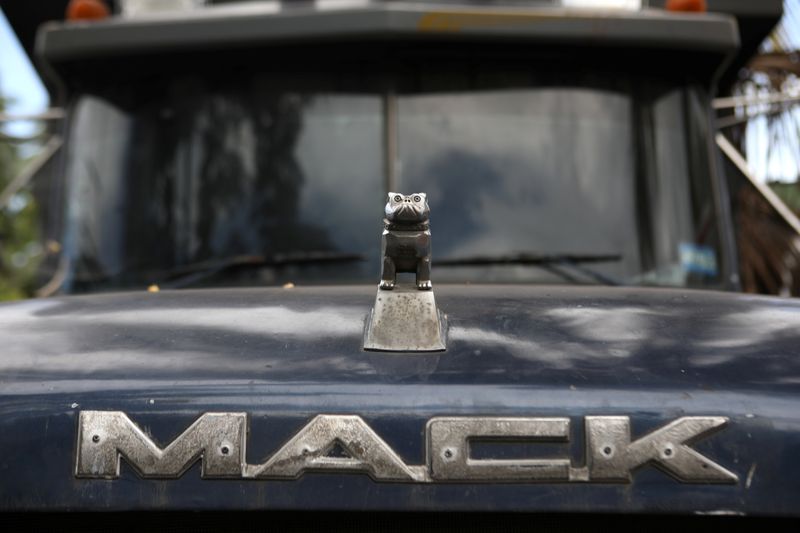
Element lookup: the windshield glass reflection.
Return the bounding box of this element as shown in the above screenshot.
[62,69,723,291]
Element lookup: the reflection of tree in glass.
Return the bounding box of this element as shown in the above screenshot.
[128,81,334,279]
[248,88,333,255]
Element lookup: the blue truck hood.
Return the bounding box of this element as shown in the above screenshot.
[1,285,799,515]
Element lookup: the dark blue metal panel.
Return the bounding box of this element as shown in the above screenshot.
[1,285,799,514]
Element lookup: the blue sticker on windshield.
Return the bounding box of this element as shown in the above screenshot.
[679,243,718,276]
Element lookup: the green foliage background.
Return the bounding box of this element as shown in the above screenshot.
[0,97,42,301]
[770,182,800,214]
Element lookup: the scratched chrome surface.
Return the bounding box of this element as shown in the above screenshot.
[76,412,735,483]
[1,285,800,514]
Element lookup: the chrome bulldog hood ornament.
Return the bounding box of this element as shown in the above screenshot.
[363,192,446,352]
[380,192,432,290]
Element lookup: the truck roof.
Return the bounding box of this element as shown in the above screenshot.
[36,2,740,64]
[1,0,781,94]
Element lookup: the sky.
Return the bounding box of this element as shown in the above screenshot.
[743,0,800,183]
[0,8,49,139]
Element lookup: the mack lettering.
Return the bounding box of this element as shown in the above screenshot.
[75,412,738,484]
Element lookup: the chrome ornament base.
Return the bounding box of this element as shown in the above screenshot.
[363,284,447,352]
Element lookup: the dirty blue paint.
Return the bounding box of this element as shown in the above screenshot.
[0,285,799,514]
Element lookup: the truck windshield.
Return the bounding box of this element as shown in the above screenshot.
[61,62,724,292]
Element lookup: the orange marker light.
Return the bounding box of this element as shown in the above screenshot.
[66,0,111,21]
[665,0,707,12]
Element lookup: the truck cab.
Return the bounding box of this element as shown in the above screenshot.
[45,1,743,292]
[1,0,798,528]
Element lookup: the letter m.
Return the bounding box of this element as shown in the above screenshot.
[75,411,246,479]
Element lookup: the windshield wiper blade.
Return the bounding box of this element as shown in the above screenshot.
[160,251,366,289]
[434,253,623,286]
[435,253,621,266]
